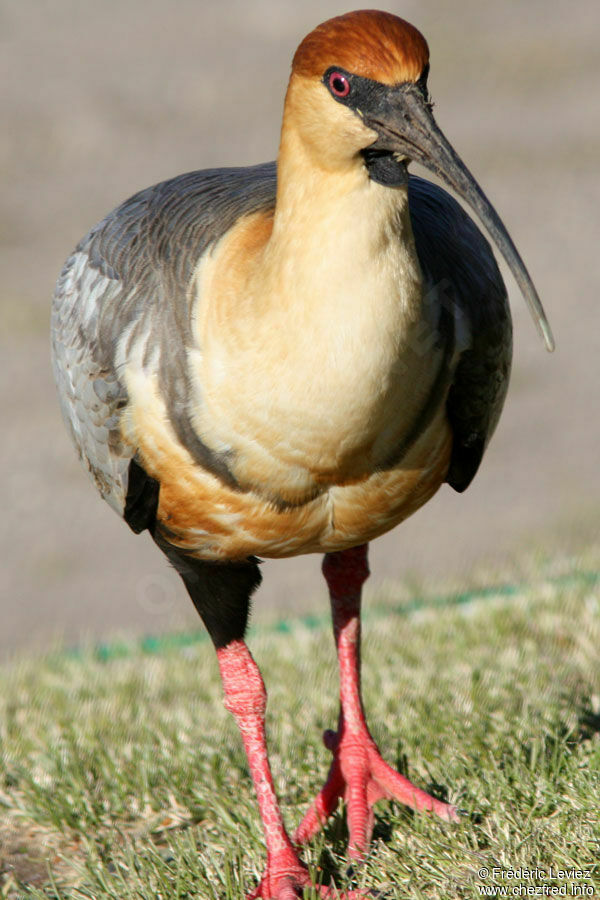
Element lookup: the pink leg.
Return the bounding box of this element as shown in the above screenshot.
[294,545,457,859]
[217,640,365,899]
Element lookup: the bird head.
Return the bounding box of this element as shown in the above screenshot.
[284,10,554,351]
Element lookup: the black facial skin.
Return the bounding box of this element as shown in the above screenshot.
[321,62,554,350]
[322,64,431,188]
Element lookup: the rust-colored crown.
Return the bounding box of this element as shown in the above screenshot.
[292,10,429,85]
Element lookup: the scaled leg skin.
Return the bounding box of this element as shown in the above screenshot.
[294,544,458,859]
[160,545,365,899]
[217,640,365,899]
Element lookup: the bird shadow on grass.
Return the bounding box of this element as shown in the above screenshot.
[518,693,600,774]
[571,696,600,744]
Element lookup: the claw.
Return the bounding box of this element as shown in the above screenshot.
[323,728,338,751]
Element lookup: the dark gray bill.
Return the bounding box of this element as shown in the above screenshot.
[366,82,554,351]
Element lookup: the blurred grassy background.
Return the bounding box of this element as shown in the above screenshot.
[1,0,599,656]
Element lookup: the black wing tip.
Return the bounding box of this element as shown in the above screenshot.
[124,458,160,534]
[446,437,485,494]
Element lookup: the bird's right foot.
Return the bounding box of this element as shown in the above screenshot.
[293,724,458,857]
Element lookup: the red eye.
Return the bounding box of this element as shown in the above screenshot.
[329,72,350,97]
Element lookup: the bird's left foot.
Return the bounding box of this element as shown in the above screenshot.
[293,724,458,857]
[247,846,367,899]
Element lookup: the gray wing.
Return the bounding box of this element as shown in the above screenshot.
[408,175,513,492]
[51,162,278,525]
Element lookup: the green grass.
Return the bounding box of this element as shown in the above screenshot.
[1,556,599,899]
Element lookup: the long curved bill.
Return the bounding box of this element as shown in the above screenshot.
[368,83,554,351]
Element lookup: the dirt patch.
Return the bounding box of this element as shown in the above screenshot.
[0,819,83,895]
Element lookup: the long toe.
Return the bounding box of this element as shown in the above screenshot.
[366,745,458,821]
[293,745,345,845]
